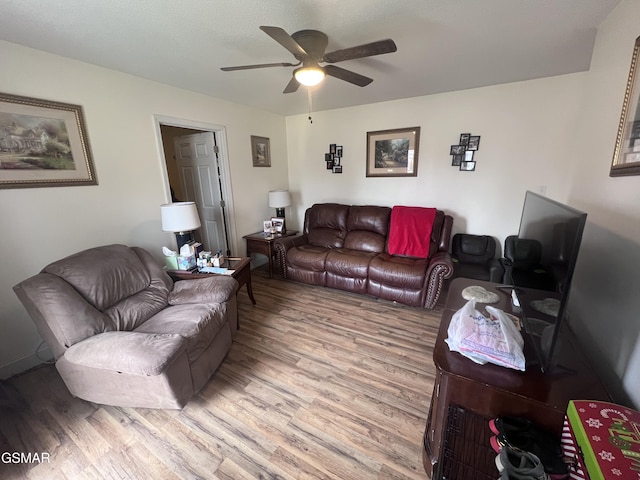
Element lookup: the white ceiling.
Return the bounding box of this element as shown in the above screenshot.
[0,0,621,116]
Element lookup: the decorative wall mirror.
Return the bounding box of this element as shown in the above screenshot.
[611,35,640,177]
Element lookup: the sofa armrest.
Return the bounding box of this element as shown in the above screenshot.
[273,234,308,278]
[64,331,187,376]
[168,275,238,305]
[424,251,455,309]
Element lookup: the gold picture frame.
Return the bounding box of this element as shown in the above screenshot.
[366,127,420,177]
[611,35,640,177]
[0,93,97,189]
[250,135,271,167]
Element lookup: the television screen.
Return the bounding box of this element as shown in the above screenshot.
[509,191,587,371]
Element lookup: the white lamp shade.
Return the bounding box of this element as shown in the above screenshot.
[161,202,201,232]
[268,190,291,208]
[294,66,325,87]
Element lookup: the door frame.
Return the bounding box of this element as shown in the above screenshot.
[153,115,238,255]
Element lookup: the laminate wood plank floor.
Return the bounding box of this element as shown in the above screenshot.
[0,268,443,480]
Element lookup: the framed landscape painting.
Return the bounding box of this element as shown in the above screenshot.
[0,93,97,189]
[366,127,420,177]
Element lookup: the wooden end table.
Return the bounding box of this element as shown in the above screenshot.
[243,230,298,278]
[166,257,256,307]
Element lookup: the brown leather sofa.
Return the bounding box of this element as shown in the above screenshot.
[273,203,453,309]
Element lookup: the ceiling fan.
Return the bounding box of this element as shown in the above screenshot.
[220,26,397,94]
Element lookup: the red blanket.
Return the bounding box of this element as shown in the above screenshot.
[388,206,437,257]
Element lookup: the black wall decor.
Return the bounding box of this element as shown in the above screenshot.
[450,133,480,171]
[325,144,343,173]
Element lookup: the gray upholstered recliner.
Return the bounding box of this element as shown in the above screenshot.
[13,244,238,409]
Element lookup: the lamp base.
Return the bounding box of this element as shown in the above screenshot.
[175,231,194,252]
[274,210,286,233]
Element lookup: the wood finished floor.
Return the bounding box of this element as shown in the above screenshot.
[0,267,443,480]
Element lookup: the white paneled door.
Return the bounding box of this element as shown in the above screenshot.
[173,132,227,254]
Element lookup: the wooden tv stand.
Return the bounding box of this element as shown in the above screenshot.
[422,278,610,479]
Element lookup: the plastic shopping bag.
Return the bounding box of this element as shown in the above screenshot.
[445,299,525,371]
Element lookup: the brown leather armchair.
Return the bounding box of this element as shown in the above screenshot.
[13,244,238,409]
[274,203,453,309]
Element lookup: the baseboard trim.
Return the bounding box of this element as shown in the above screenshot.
[0,347,53,380]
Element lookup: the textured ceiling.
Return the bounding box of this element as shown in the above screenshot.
[0,0,622,116]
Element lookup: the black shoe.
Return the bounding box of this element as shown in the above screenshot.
[490,431,568,479]
[495,445,550,480]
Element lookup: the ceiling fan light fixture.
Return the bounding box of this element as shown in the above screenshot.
[294,66,325,86]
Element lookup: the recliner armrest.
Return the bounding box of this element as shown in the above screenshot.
[426,251,454,280]
[273,234,308,253]
[168,276,238,305]
[64,331,187,376]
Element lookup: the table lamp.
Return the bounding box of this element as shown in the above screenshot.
[268,190,291,218]
[161,202,201,251]
[268,190,291,233]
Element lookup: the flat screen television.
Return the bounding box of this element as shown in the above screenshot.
[507,191,587,372]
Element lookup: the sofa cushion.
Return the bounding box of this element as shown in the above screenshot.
[43,244,151,311]
[64,331,186,376]
[325,249,377,278]
[134,303,228,364]
[342,205,391,253]
[368,253,429,290]
[288,245,331,271]
[306,203,349,248]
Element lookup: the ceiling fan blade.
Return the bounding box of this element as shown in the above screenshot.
[221,61,299,71]
[260,26,308,58]
[322,39,397,63]
[324,65,373,87]
[283,77,300,94]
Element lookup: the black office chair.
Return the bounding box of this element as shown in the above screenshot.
[451,234,503,282]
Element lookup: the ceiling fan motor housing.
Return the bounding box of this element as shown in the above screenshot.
[291,30,328,63]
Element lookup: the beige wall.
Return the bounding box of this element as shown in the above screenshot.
[0,40,288,377]
[565,0,640,407]
[285,74,585,260]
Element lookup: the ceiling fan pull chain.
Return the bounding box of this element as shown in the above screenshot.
[307,88,313,124]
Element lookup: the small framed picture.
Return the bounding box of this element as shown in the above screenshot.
[467,136,481,151]
[333,157,341,166]
[333,165,343,174]
[250,135,271,167]
[460,161,476,171]
[452,154,464,166]
[459,133,471,146]
[329,144,337,154]
[325,153,332,161]
[464,150,474,161]
[336,146,343,158]
[263,220,273,233]
[450,144,466,155]
[326,159,334,170]
[270,217,284,233]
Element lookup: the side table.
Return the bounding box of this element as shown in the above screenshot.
[243,230,298,278]
[166,257,256,309]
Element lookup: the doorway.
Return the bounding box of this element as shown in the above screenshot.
[154,116,237,256]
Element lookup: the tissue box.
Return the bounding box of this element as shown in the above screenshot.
[165,256,178,270]
[561,400,640,480]
[177,255,196,271]
[213,255,225,267]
